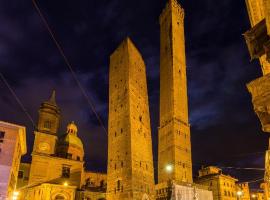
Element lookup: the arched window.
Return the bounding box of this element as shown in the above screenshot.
[44,120,52,129]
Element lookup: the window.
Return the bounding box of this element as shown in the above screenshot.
[0,131,5,138]
[117,180,121,191]
[77,156,80,161]
[0,131,5,143]
[62,165,70,178]
[100,180,104,188]
[44,121,52,129]
[67,153,72,159]
[18,171,24,179]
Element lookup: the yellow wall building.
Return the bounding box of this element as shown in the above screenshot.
[250,191,264,200]
[195,166,238,200]
[16,92,106,200]
[0,121,27,200]
[158,0,192,185]
[236,183,250,200]
[17,162,31,189]
[107,37,155,200]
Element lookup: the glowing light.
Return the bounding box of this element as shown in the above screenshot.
[237,191,243,196]
[13,191,19,196]
[165,164,173,173]
[12,191,20,200]
[251,194,257,198]
[63,182,68,187]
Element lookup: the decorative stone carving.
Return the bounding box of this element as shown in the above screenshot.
[247,73,270,132]
[244,19,269,60]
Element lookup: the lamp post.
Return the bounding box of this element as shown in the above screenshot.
[165,164,173,173]
[251,194,257,200]
[12,191,19,200]
[236,191,243,200]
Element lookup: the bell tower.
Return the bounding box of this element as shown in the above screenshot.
[158,0,193,183]
[33,90,60,155]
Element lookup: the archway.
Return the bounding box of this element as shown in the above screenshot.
[55,194,66,200]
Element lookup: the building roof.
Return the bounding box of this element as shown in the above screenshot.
[64,133,84,149]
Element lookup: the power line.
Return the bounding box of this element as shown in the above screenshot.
[0,72,36,129]
[31,0,107,135]
[219,166,265,171]
[238,178,264,185]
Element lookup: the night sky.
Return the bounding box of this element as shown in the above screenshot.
[0,0,268,189]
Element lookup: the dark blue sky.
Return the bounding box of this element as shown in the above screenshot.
[0,0,268,188]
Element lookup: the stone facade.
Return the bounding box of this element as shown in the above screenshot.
[158,0,192,184]
[155,181,213,200]
[247,74,270,133]
[0,121,27,200]
[236,183,250,200]
[245,1,270,199]
[250,191,264,200]
[16,92,106,200]
[245,0,270,132]
[19,183,77,200]
[195,167,238,200]
[17,163,31,189]
[107,38,155,200]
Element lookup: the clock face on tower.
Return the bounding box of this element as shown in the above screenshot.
[38,142,50,152]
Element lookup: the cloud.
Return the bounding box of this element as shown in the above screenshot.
[0,0,267,183]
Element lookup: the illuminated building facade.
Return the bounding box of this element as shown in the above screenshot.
[244,1,270,199]
[158,0,192,184]
[195,166,238,200]
[16,92,106,200]
[107,37,155,200]
[0,121,27,200]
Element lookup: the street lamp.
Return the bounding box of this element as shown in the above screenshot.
[12,191,19,200]
[251,194,257,199]
[165,164,173,173]
[236,191,243,199]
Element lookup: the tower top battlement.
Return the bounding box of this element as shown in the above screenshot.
[160,0,184,24]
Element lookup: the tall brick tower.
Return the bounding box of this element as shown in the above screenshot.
[158,0,192,184]
[107,38,155,200]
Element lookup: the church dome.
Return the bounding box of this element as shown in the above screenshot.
[64,122,83,149]
[64,132,84,150]
[57,121,84,161]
